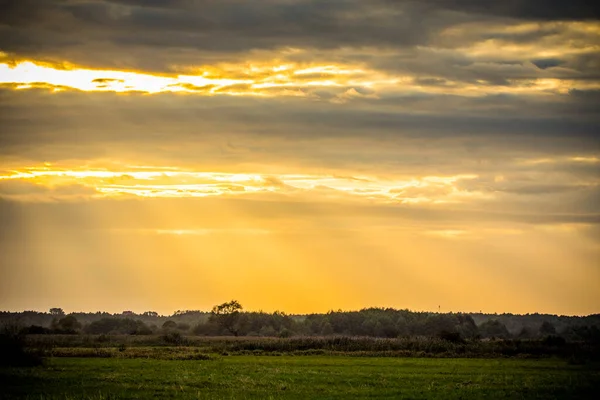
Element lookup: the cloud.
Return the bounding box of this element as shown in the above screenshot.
[427,0,600,20]
[1,87,598,138]
[0,87,597,218]
[1,1,598,83]
[531,58,564,70]
[0,180,97,201]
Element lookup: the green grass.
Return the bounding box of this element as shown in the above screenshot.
[1,356,599,399]
[45,346,216,360]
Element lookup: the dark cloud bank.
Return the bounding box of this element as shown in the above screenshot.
[1,0,599,73]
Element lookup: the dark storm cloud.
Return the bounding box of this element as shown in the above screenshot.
[1,88,598,164]
[1,0,598,76]
[0,1,598,178]
[0,0,436,57]
[421,0,600,20]
[531,59,564,70]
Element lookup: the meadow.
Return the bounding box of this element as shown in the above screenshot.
[3,326,599,398]
[18,333,600,363]
[1,355,599,399]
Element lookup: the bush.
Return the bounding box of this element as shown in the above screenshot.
[162,331,188,346]
[176,323,191,331]
[53,315,82,334]
[20,325,51,335]
[0,325,43,366]
[279,329,293,338]
[479,319,511,339]
[85,318,152,335]
[162,320,177,329]
[135,324,153,335]
[193,322,220,336]
[542,335,566,347]
[259,326,277,337]
[438,331,465,344]
[96,334,110,343]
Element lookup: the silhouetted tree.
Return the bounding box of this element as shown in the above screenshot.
[176,322,191,331]
[321,321,334,335]
[479,319,510,339]
[209,300,243,336]
[84,318,152,335]
[518,326,535,339]
[456,314,479,339]
[259,325,277,337]
[162,320,177,329]
[539,321,556,336]
[49,308,65,317]
[192,322,220,336]
[20,325,51,335]
[142,311,159,317]
[53,315,81,333]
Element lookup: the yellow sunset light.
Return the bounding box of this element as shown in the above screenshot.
[2,57,599,97]
[0,164,493,204]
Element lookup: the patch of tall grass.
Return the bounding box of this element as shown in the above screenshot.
[22,334,600,360]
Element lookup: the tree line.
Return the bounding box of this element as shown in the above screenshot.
[2,302,599,343]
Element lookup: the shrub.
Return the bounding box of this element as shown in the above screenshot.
[162,331,187,346]
[162,320,177,329]
[542,335,566,347]
[0,325,43,366]
[176,323,191,331]
[193,322,220,336]
[85,318,152,335]
[20,325,51,335]
[438,330,465,344]
[479,319,511,339]
[96,334,110,343]
[279,329,293,338]
[259,326,277,337]
[53,315,82,334]
[135,323,153,335]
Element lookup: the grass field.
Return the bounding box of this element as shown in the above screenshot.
[1,356,599,399]
[23,334,600,360]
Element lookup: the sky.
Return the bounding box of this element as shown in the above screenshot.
[0,0,599,316]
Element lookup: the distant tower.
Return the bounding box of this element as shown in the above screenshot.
[438,305,441,313]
